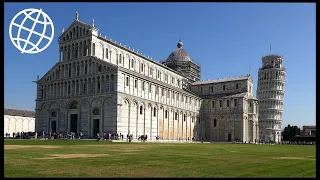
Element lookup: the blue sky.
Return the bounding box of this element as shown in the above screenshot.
[4,3,315,128]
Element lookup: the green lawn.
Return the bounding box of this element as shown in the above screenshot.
[4,140,316,178]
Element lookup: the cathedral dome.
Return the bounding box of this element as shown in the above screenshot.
[166,40,193,62]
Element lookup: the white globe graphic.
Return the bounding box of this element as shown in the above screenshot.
[9,8,54,54]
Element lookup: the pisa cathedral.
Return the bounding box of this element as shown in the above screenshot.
[35,13,285,142]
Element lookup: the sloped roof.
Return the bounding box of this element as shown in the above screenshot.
[4,108,35,118]
[199,92,247,99]
[192,76,250,85]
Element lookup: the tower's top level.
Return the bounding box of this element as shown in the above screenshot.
[260,54,284,70]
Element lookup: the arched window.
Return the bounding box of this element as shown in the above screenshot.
[140,106,143,115]
[68,51,70,60]
[175,113,178,120]
[92,43,96,56]
[214,119,217,127]
[106,48,109,59]
[141,63,144,72]
[131,59,134,68]
[51,111,57,117]
[126,77,129,86]
[77,65,80,76]
[119,54,122,63]
[69,102,78,109]
[153,107,156,117]
[184,114,186,122]
[165,110,168,119]
[85,65,88,74]
[93,108,100,115]
[83,83,87,93]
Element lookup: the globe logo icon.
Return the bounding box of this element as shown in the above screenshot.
[9,8,54,54]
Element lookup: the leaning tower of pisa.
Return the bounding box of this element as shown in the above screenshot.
[257,54,286,143]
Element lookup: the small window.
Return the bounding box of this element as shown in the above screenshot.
[227,100,229,107]
[211,86,213,92]
[223,85,225,91]
[83,83,87,93]
[51,111,57,117]
[135,79,137,88]
[141,63,144,72]
[119,54,122,63]
[184,115,186,122]
[69,102,78,109]
[214,119,217,127]
[212,101,215,108]
[165,110,168,119]
[200,87,203,92]
[93,108,100,115]
[140,106,143,115]
[126,77,129,86]
[142,82,145,91]
[69,68,71,77]
[131,59,134,68]
[98,65,102,72]
[234,99,237,107]
[250,102,252,107]
[106,48,109,59]
[85,66,87,74]
[175,113,178,120]
[149,84,151,93]
[219,100,222,107]
[92,43,95,56]
[236,83,238,89]
[153,107,156,117]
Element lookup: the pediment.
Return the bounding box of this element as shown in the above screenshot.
[58,20,92,41]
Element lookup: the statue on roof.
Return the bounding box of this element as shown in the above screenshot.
[76,11,79,20]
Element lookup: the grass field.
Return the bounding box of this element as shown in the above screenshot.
[4,140,316,178]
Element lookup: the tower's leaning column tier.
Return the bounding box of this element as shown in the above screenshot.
[257,55,286,142]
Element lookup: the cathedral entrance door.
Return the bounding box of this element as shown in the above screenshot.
[51,121,57,132]
[93,119,99,138]
[228,133,232,142]
[70,114,78,134]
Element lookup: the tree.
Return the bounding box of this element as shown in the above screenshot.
[282,124,300,141]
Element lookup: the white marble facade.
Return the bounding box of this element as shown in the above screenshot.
[35,15,201,140]
[34,13,278,142]
[257,55,286,143]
